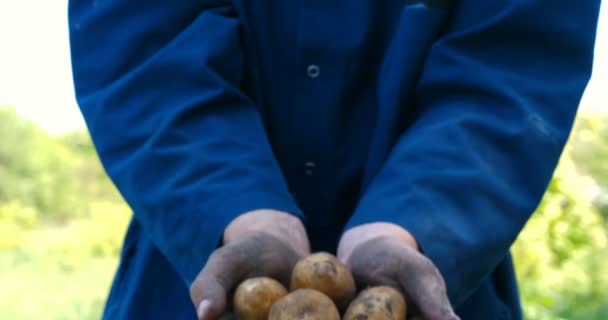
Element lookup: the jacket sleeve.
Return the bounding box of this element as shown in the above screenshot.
[68,1,303,285]
[344,0,600,306]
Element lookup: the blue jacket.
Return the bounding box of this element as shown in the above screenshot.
[68,1,600,319]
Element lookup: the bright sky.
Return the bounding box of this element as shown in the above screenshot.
[0,1,606,135]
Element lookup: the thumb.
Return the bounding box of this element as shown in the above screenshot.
[192,274,228,320]
[190,248,248,320]
[398,254,459,320]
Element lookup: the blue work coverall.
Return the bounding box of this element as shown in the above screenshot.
[68,1,600,319]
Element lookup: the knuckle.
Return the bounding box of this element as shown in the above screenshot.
[209,246,232,262]
[414,255,441,278]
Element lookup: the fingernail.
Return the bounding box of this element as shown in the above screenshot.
[197,300,211,319]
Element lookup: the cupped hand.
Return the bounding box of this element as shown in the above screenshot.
[189,209,310,320]
[337,223,460,320]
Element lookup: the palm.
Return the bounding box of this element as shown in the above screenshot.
[348,237,459,320]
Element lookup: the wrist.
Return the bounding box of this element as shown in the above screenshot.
[337,222,418,266]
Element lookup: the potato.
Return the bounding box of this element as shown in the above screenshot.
[268,288,341,320]
[290,252,356,311]
[233,277,288,320]
[343,286,407,320]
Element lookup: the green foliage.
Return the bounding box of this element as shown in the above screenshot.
[0,201,38,249]
[512,112,608,320]
[0,108,77,220]
[568,115,608,185]
[0,106,132,320]
[0,107,125,221]
[0,105,606,319]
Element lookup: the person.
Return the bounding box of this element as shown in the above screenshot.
[67,1,601,319]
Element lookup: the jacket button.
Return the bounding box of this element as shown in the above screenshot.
[305,161,316,175]
[306,64,320,78]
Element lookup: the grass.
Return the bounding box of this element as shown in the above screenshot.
[0,251,116,320]
[0,219,121,320]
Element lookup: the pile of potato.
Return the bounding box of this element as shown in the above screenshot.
[228,252,407,320]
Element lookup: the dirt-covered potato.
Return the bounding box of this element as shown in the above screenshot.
[290,252,356,311]
[233,277,288,320]
[268,288,341,320]
[343,286,407,320]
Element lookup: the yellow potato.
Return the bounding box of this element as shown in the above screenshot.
[290,252,356,311]
[268,288,341,320]
[343,286,407,320]
[233,277,288,320]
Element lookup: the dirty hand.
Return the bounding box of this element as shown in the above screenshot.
[337,222,460,320]
[189,209,310,320]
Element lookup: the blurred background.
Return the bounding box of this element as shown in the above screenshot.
[0,1,606,319]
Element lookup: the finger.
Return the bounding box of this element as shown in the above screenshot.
[190,233,300,320]
[190,246,252,320]
[398,253,460,320]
